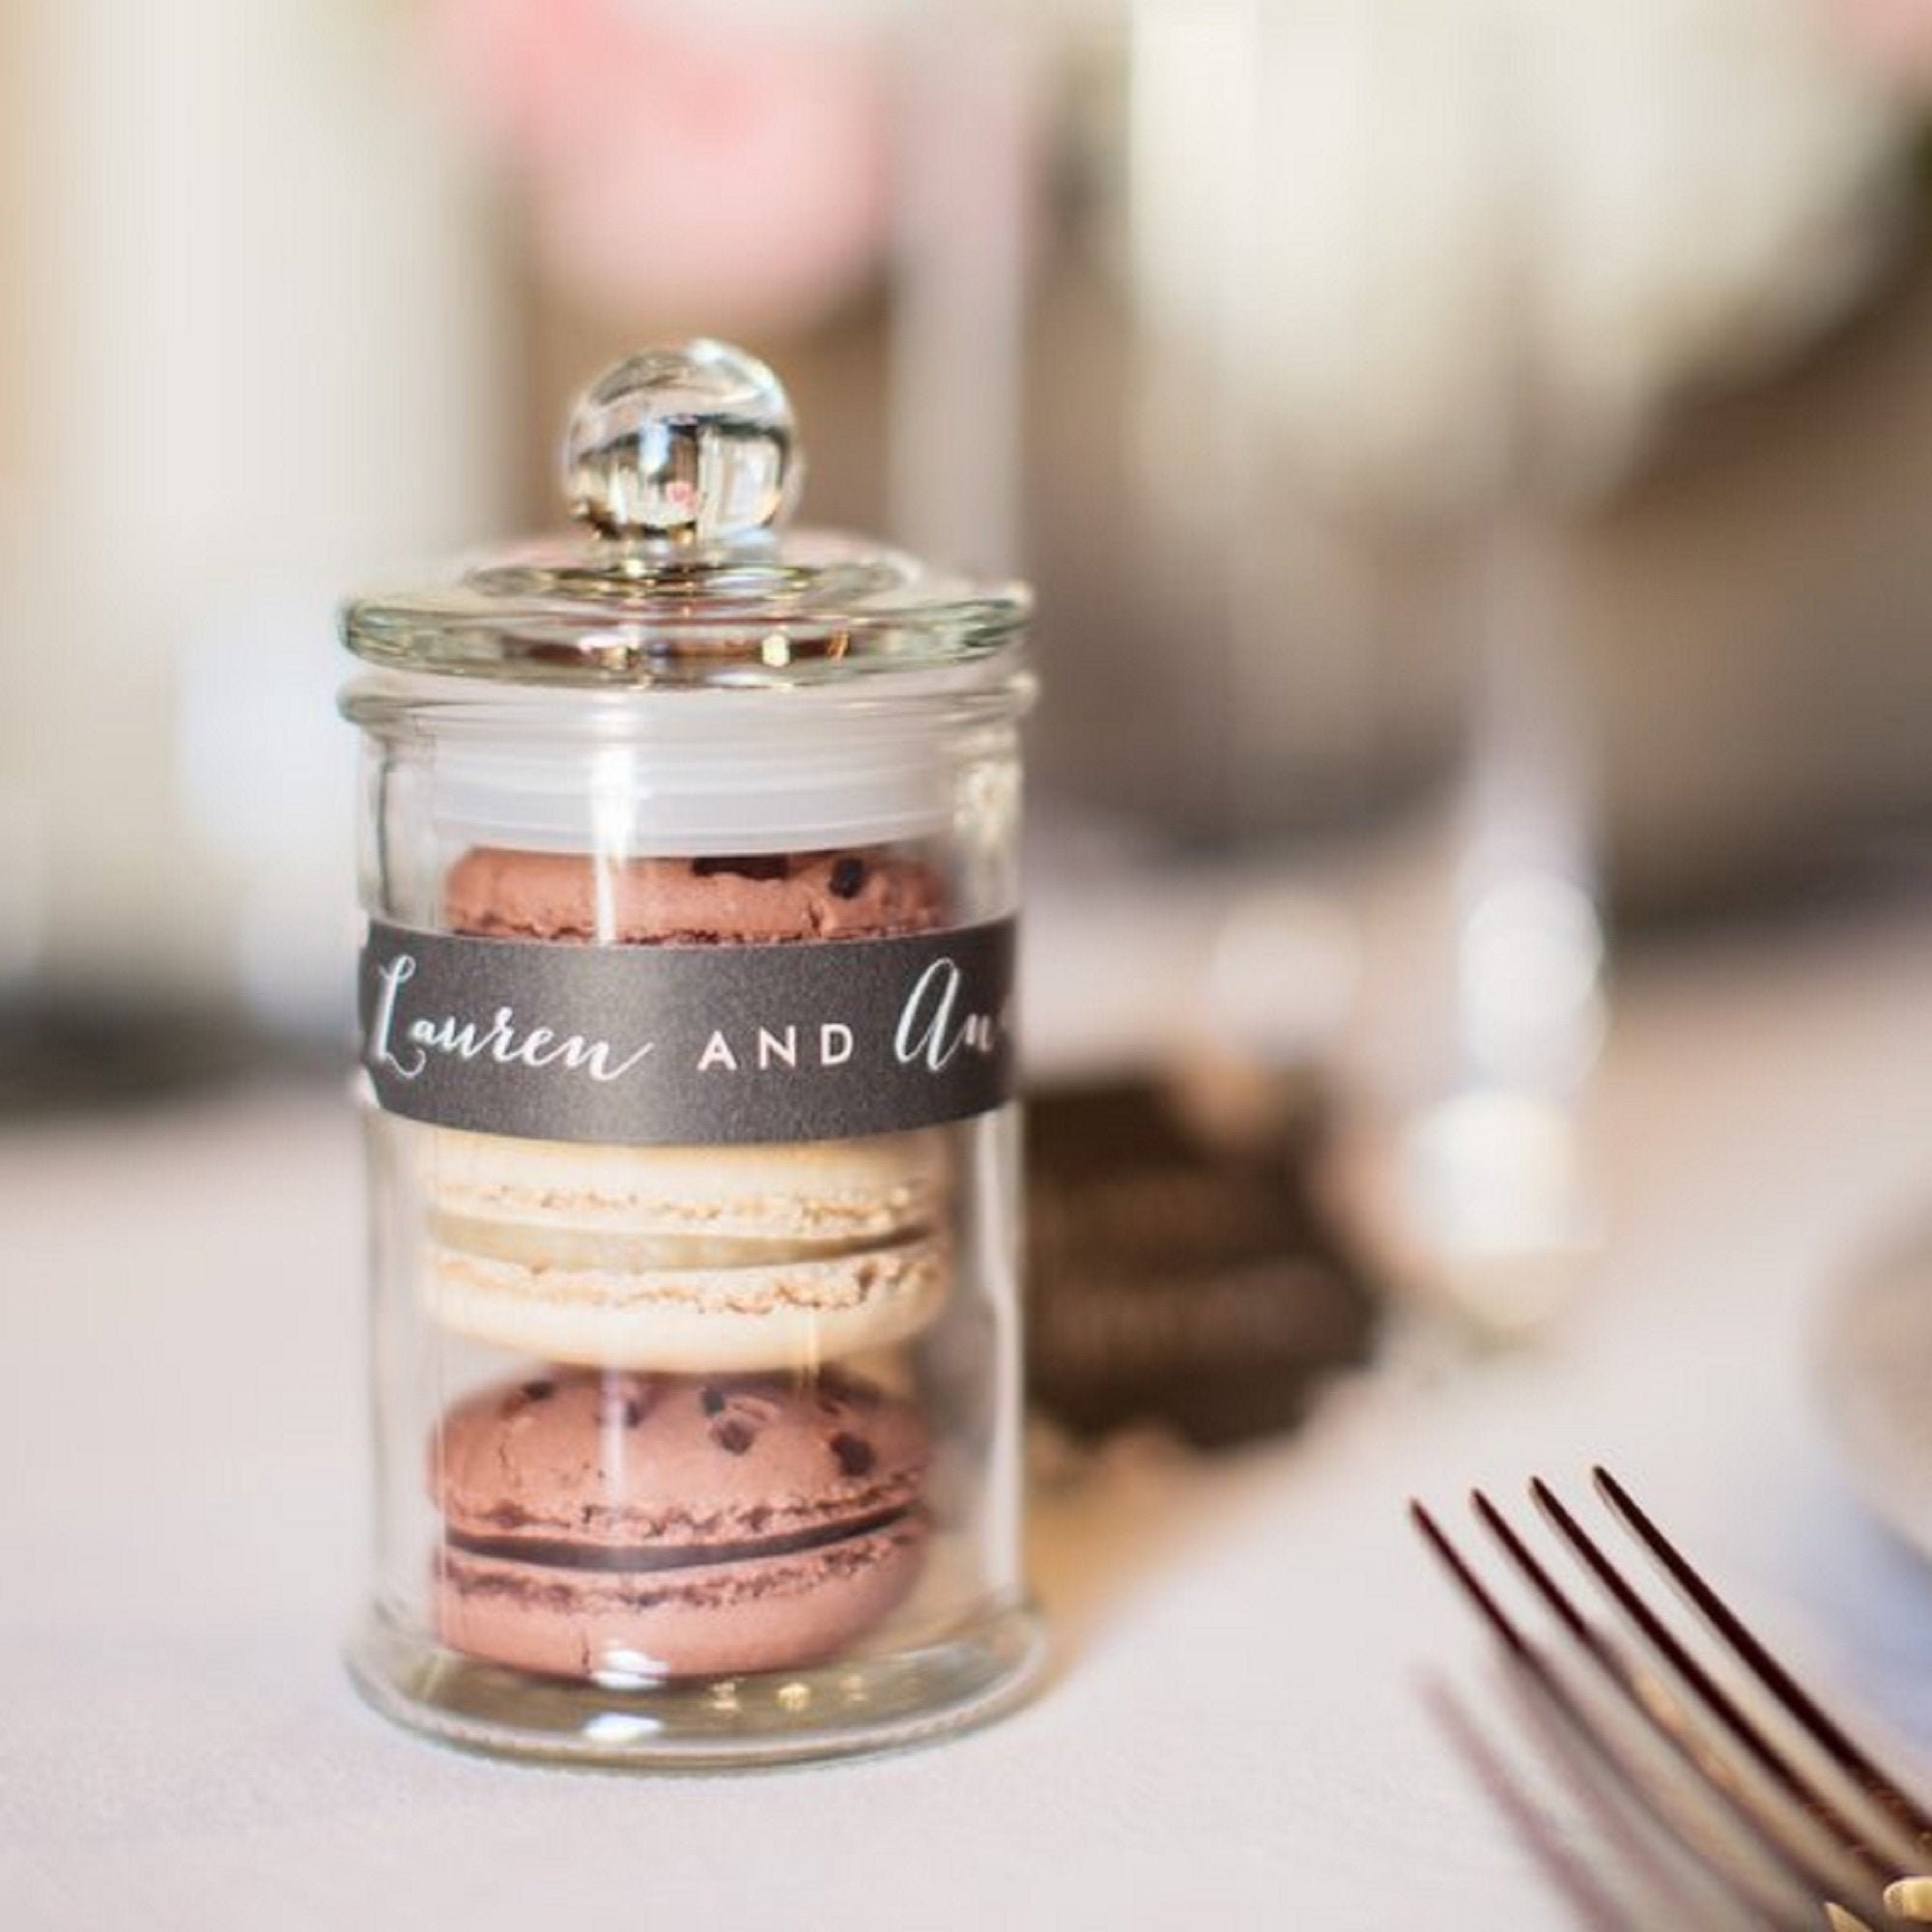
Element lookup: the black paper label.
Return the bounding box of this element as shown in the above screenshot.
[356,917,1016,1146]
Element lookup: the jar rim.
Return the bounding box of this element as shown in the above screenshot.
[341,537,1028,687]
[338,660,1037,733]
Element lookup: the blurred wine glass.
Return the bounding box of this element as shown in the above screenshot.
[894,0,1914,1329]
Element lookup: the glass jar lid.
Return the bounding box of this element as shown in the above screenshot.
[341,340,1030,687]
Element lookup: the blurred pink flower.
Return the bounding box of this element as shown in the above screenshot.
[1825,0,1932,92]
[433,0,893,330]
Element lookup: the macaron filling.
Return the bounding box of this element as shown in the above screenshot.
[430,1215,942,1275]
[443,1502,919,1575]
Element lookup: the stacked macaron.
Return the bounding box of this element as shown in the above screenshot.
[435,1368,930,1681]
[421,845,953,1683]
[423,1125,953,1374]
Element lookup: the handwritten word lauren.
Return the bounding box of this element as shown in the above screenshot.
[368,953,654,1084]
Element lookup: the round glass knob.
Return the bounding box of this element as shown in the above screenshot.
[562,340,799,542]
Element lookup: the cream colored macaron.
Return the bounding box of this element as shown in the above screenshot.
[418,1126,954,1371]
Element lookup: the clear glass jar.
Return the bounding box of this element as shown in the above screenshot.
[339,343,1039,1766]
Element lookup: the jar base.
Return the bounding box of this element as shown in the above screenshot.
[346,1600,1047,1770]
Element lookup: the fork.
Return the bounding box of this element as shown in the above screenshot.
[1412,1468,1932,1929]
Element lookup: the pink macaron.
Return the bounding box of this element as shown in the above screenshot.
[442,845,948,945]
[431,1367,930,1681]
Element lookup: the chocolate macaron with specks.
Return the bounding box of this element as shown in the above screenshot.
[442,844,948,946]
[432,1367,929,1681]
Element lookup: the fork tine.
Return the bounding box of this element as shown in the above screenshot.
[1413,1499,1826,1928]
[1472,1490,1881,1911]
[1411,1500,1539,1664]
[1595,1465,1932,1854]
[1530,1478,1896,1889]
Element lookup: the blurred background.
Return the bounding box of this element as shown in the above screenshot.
[6,0,1932,1334]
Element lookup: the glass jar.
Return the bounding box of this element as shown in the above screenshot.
[339,342,1039,1766]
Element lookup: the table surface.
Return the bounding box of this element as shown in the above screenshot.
[7,899,1932,1930]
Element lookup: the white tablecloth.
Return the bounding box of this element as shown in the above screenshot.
[7,902,1932,1929]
